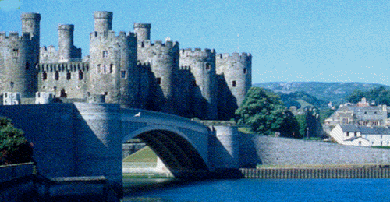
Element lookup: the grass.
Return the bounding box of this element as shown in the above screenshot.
[371,146,390,149]
[238,127,252,134]
[122,146,158,163]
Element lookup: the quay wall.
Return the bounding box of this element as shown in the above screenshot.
[240,134,390,167]
[240,165,390,179]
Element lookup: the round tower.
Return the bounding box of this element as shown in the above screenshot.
[89,12,138,106]
[216,52,252,119]
[0,13,41,98]
[58,24,74,62]
[93,11,113,33]
[137,39,179,113]
[133,23,151,44]
[179,48,218,120]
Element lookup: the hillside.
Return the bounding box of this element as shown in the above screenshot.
[254,82,388,106]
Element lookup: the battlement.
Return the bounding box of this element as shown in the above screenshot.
[0,31,32,41]
[179,48,216,58]
[40,45,57,52]
[21,12,41,21]
[94,11,113,19]
[216,52,252,61]
[137,61,151,66]
[58,24,74,31]
[134,23,151,29]
[179,65,191,70]
[90,30,136,41]
[37,62,89,72]
[137,61,151,71]
[138,39,178,48]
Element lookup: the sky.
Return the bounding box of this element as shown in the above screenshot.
[2,0,390,86]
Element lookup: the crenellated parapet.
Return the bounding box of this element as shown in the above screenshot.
[179,48,216,61]
[37,62,89,72]
[138,40,179,59]
[216,52,251,73]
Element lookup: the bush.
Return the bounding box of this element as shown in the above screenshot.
[0,117,33,165]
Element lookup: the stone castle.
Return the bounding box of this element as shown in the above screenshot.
[0,11,252,120]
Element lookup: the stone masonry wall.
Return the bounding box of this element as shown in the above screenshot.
[240,134,390,167]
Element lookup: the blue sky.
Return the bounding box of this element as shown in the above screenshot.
[2,0,390,85]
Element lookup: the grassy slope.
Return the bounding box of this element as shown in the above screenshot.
[122,146,158,163]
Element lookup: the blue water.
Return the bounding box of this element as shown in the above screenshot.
[123,178,390,202]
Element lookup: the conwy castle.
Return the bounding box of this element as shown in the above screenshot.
[0,11,252,120]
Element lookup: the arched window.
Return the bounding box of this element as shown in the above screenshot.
[42,72,47,80]
[66,72,71,80]
[55,71,59,80]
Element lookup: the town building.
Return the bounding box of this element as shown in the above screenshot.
[330,124,390,147]
[324,97,389,128]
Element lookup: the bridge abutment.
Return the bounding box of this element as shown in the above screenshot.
[208,125,240,171]
[73,103,123,197]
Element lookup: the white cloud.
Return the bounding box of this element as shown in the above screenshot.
[0,0,22,11]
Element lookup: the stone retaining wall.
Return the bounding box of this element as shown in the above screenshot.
[240,134,390,167]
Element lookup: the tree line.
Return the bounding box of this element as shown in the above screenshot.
[235,87,326,139]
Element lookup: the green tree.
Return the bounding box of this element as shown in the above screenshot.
[236,87,301,138]
[0,117,33,165]
[295,114,307,138]
[346,86,390,106]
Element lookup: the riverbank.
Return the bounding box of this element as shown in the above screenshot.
[240,164,390,179]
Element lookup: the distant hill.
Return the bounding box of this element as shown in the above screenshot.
[254,82,388,107]
[278,91,328,109]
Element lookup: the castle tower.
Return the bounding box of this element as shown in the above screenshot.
[179,48,218,120]
[58,24,74,62]
[133,23,151,44]
[94,11,113,33]
[0,13,41,98]
[137,38,179,113]
[21,12,41,44]
[88,12,139,106]
[216,52,252,120]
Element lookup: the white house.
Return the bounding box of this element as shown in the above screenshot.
[330,124,390,147]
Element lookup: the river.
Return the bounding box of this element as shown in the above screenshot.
[122,178,390,201]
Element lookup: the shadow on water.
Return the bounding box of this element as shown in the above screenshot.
[122,177,201,202]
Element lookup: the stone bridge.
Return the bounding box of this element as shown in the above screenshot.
[4,103,390,198]
[0,103,246,194]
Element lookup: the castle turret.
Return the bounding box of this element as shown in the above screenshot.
[89,12,139,106]
[21,12,41,43]
[58,24,74,62]
[216,52,252,120]
[0,13,41,98]
[94,11,113,33]
[133,23,151,44]
[179,48,218,120]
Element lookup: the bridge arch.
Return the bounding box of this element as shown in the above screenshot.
[122,126,209,176]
